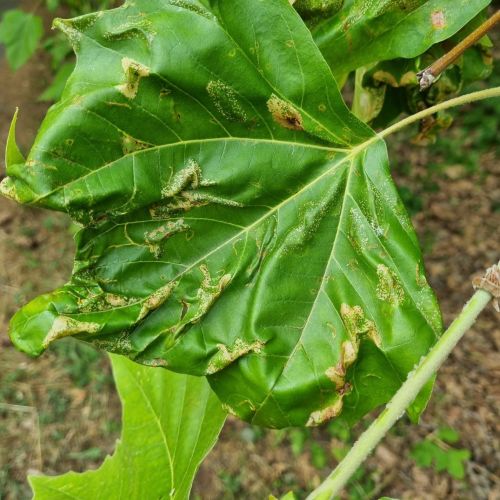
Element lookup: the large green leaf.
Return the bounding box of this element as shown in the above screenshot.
[2,0,442,428]
[309,0,491,82]
[0,9,44,70]
[30,354,227,499]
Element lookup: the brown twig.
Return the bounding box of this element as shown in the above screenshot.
[418,10,500,91]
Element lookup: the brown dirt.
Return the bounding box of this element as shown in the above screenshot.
[0,5,499,500]
[0,15,120,499]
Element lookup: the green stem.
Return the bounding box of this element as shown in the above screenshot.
[307,289,493,500]
[378,87,500,139]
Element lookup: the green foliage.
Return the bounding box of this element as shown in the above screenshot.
[39,62,75,102]
[50,337,103,387]
[289,428,309,456]
[294,0,344,20]
[424,67,500,174]
[311,442,328,468]
[0,2,118,101]
[2,0,442,430]
[269,492,297,500]
[309,0,490,83]
[0,10,43,70]
[410,427,471,480]
[30,354,227,499]
[5,109,25,167]
[352,12,494,140]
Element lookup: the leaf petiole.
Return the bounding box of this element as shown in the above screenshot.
[307,263,498,499]
[378,86,500,140]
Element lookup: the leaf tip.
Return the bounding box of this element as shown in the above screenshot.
[5,107,25,169]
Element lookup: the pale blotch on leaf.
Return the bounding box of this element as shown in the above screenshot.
[306,397,343,427]
[60,11,101,32]
[206,80,248,122]
[348,207,371,254]
[171,191,244,211]
[105,293,133,308]
[283,198,335,253]
[144,219,190,258]
[138,282,178,321]
[376,264,405,307]
[93,333,133,355]
[43,316,102,348]
[0,178,21,203]
[293,0,344,19]
[340,303,382,348]
[77,290,136,313]
[169,266,232,336]
[431,10,446,30]
[158,159,241,213]
[326,339,359,390]
[267,94,304,130]
[122,133,152,154]
[317,305,380,425]
[221,403,238,417]
[161,159,213,199]
[117,57,151,99]
[206,338,265,375]
[53,18,85,50]
[103,17,156,44]
[415,263,429,288]
[193,265,232,323]
[167,0,215,20]
[141,358,169,368]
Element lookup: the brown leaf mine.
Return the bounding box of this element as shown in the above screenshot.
[267,94,304,130]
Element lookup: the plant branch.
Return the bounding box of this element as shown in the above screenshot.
[418,10,500,90]
[378,87,500,140]
[307,263,499,500]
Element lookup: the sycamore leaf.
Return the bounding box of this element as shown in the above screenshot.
[30,354,227,499]
[309,0,491,83]
[2,0,442,428]
[0,10,43,71]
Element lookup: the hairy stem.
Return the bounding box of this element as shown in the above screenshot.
[307,288,494,500]
[418,10,500,90]
[378,86,500,139]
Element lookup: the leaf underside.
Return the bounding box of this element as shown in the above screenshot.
[2,0,442,428]
[30,355,227,499]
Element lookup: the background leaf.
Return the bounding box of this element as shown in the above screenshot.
[29,354,227,499]
[39,62,75,102]
[3,0,441,428]
[309,0,491,83]
[351,11,493,136]
[0,10,43,71]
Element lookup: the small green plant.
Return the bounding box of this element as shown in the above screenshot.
[410,427,471,480]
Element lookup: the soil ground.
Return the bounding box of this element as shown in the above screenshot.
[0,6,499,500]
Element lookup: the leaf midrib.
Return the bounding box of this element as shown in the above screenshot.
[251,153,358,421]
[123,362,176,490]
[61,136,380,320]
[29,136,348,204]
